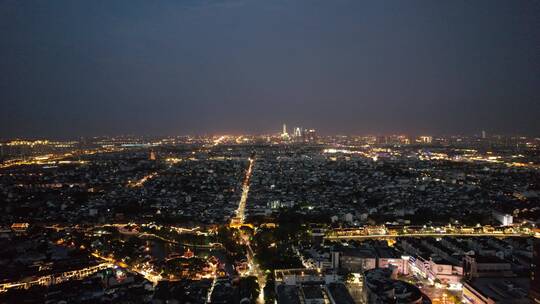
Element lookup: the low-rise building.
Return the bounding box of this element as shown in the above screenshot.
[463,277,529,304]
[363,268,430,304]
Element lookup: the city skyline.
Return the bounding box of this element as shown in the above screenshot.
[0,123,535,141]
[0,1,539,303]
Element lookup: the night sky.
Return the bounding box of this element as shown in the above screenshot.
[1,0,539,138]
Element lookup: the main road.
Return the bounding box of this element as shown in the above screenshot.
[230,157,254,226]
[230,157,266,303]
[325,232,530,240]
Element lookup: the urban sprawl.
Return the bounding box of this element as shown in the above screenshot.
[1,126,539,304]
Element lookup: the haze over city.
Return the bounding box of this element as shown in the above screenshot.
[1,0,539,138]
[1,1,540,304]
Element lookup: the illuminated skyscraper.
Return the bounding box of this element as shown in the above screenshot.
[281,123,290,140]
[294,127,302,139]
[419,136,433,144]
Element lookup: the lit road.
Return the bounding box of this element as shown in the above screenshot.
[230,157,265,303]
[325,232,529,240]
[247,241,266,304]
[423,287,460,304]
[237,229,266,304]
[128,172,158,187]
[231,157,254,226]
[0,147,124,169]
[326,224,533,240]
[401,274,461,304]
[212,135,228,147]
[91,252,161,284]
[42,223,219,249]
[137,232,223,249]
[0,262,113,293]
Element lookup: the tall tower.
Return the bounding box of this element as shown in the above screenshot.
[281,123,290,141]
[294,127,302,138]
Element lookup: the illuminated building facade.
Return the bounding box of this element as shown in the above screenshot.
[493,212,513,226]
[419,136,433,144]
[281,123,290,140]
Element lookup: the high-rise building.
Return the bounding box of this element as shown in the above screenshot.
[419,136,433,144]
[281,123,290,140]
[482,130,487,139]
[294,127,302,139]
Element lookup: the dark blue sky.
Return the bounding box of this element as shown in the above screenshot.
[1,0,539,138]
